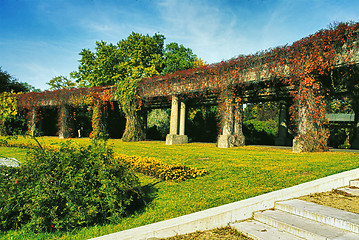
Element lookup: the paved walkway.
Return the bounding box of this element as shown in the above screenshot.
[0,158,20,167]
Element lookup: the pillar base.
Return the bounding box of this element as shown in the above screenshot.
[233,135,245,147]
[166,134,188,145]
[218,135,235,148]
[292,138,303,153]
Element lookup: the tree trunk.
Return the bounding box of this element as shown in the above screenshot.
[122,108,146,142]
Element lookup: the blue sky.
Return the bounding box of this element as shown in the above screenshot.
[1,0,359,90]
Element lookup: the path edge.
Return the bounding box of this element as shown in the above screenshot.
[91,167,359,240]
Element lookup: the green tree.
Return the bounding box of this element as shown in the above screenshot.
[0,68,39,135]
[0,67,36,93]
[19,82,41,93]
[193,56,207,68]
[47,75,77,90]
[71,32,200,141]
[243,102,280,145]
[162,42,197,74]
[71,33,165,87]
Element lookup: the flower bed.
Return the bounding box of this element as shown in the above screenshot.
[114,154,207,181]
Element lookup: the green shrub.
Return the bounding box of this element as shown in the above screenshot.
[243,119,278,145]
[0,164,28,230]
[147,109,170,140]
[0,140,142,232]
[0,139,207,182]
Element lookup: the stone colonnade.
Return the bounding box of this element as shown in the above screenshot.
[29,104,72,138]
[28,94,359,151]
[163,93,359,150]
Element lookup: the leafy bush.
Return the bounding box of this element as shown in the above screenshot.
[147,109,170,140]
[328,127,351,148]
[186,106,218,143]
[243,119,278,145]
[0,140,142,232]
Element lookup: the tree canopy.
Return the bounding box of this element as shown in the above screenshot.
[0,67,38,93]
[47,75,78,90]
[71,32,200,87]
[70,32,205,141]
[162,42,197,75]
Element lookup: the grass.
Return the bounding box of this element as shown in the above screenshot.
[0,147,28,163]
[1,136,359,239]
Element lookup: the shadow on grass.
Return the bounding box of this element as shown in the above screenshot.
[127,181,161,215]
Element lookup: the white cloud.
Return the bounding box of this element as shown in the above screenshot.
[155,0,251,63]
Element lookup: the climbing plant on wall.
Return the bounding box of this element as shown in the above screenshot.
[138,21,359,151]
[15,87,112,138]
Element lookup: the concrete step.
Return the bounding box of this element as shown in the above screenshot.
[275,199,359,234]
[230,220,304,240]
[337,186,359,196]
[349,179,359,188]
[254,209,359,240]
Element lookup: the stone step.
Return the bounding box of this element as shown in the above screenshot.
[275,199,359,234]
[337,186,359,196]
[349,179,359,188]
[230,220,304,240]
[254,209,359,240]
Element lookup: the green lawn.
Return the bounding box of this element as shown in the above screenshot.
[0,147,28,164]
[1,137,358,239]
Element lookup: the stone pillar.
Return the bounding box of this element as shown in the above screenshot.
[90,102,103,138]
[292,83,328,152]
[218,92,245,148]
[29,107,37,137]
[275,101,289,146]
[169,95,179,135]
[166,96,188,145]
[59,104,71,139]
[179,101,186,135]
[233,101,245,146]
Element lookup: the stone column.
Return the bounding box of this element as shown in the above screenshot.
[292,83,328,152]
[90,102,103,138]
[29,107,37,137]
[59,104,71,139]
[218,95,245,148]
[275,101,289,146]
[179,101,186,135]
[169,95,179,135]
[233,101,245,146]
[166,95,188,145]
